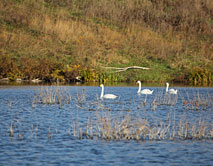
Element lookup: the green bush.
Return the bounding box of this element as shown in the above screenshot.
[188,68,212,85]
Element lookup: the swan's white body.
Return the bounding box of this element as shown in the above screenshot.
[166,83,178,94]
[137,81,153,94]
[100,84,118,99]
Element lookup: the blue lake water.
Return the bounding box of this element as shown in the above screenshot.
[0,85,212,166]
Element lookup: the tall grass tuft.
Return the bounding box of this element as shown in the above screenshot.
[33,85,72,107]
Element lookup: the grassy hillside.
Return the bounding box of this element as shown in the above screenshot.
[0,0,212,85]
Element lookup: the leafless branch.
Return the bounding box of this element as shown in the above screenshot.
[102,66,150,73]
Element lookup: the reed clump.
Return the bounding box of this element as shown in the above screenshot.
[70,112,212,141]
[33,85,72,107]
[152,90,178,107]
[180,90,213,111]
[76,88,86,105]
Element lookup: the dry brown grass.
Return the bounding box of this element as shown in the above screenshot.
[70,111,212,141]
[0,0,212,83]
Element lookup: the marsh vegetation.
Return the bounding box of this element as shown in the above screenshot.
[5,85,213,141]
[0,0,212,85]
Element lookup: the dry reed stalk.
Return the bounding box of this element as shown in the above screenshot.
[34,85,72,106]
[76,89,86,105]
[181,90,212,111]
[69,109,212,141]
[10,121,14,137]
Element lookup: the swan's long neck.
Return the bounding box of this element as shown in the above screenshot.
[137,82,141,93]
[100,85,104,98]
[166,83,169,93]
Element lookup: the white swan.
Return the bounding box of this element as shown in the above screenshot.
[100,84,118,99]
[137,81,153,94]
[166,82,178,94]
